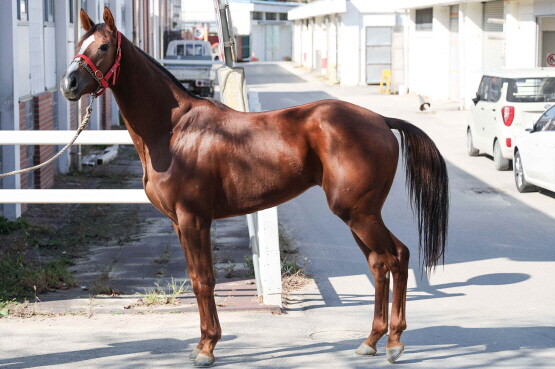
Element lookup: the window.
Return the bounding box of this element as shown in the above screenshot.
[415,8,433,31]
[44,0,55,23]
[265,13,277,21]
[17,0,29,21]
[252,11,262,20]
[279,13,288,21]
[507,77,555,103]
[477,76,491,101]
[488,77,504,102]
[534,107,555,132]
[69,0,74,23]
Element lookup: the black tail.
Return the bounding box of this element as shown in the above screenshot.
[384,117,449,272]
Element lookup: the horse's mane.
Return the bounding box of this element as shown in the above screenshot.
[134,45,203,100]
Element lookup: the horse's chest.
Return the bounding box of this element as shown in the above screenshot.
[143,172,178,221]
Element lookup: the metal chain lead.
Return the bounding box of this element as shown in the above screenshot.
[0,97,95,179]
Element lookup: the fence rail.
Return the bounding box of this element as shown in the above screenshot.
[0,130,133,145]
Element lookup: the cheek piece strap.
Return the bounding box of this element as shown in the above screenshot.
[72,31,122,97]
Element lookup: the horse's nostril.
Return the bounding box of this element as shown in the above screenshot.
[69,75,78,91]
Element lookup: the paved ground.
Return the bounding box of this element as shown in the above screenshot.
[1,62,554,368]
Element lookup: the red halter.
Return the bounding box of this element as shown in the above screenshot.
[72,31,122,97]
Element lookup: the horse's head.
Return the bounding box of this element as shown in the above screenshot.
[61,7,120,101]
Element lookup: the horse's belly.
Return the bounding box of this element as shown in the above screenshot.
[214,171,315,218]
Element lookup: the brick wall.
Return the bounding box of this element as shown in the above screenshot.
[18,99,35,190]
[32,91,56,189]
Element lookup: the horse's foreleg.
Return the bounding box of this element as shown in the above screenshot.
[174,216,221,367]
[385,232,409,363]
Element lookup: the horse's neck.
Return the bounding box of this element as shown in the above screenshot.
[110,37,194,145]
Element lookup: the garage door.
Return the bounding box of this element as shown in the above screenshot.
[366,27,391,84]
[482,0,505,73]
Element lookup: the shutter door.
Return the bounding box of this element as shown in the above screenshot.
[482,0,505,73]
[365,27,392,84]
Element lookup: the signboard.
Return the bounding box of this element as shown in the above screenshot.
[548,53,555,67]
[193,26,206,40]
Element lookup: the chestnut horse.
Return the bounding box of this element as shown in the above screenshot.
[61,8,448,367]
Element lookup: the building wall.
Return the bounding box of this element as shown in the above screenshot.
[405,0,555,108]
[291,1,397,86]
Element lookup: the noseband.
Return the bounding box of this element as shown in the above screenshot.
[72,31,122,97]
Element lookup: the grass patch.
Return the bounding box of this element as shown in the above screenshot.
[125,278,189,309]
[0,254,76,301]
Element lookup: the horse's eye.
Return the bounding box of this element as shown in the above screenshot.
[99,44,109,52]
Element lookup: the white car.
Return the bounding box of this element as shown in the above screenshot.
[467,69,555,170]
[513,105,555,193]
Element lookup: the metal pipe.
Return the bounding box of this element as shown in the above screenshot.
[214,0,235,68]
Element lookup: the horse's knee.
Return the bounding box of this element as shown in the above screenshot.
[192,278,216,296]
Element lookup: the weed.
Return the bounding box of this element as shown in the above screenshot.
[90,270,112,295]
[244,255,255,277]
[0,254,76,301]
[125,278,188,309]
[0,300,16,318]
[0,217,30,235]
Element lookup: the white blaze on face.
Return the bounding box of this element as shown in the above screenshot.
[79,34,96,55]
[66,34,96,74]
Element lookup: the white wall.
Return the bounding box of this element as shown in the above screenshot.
[505,0,536,68]
[338,2,361,85]
[229,2,253,35]
[460,1,484,108]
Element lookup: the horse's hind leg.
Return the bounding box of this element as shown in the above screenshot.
[353,231,390,357]
[350,216,409,363]
[386,232,409,363]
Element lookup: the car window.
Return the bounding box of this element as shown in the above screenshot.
[507,77,555,102]
[478,76,491,101]
[489,77,503,102]
[535,107,555,131]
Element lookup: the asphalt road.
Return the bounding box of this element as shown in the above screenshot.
[1,62,554,368]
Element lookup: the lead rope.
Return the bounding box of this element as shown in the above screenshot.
[0,97,95,179]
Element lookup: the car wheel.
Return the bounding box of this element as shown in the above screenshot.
[493,140,510,171]
[467,128,479,156]
[514,151,537,193]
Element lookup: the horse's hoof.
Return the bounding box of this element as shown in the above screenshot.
[355,343,377,356]
[189,348,201,360]
[193,352,215,367]
[386,345,405,363]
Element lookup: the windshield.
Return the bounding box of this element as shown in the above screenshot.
[507,77,555,102]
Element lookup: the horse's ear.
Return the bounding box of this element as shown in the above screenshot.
[103,7,117,32]
[80,8,95,31]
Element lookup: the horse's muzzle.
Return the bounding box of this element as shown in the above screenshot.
[60,72,82,101]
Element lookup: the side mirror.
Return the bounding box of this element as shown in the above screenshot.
[525,121,537,133]
[472,92,481,105]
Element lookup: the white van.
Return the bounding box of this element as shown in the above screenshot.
[467,69,555,170]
